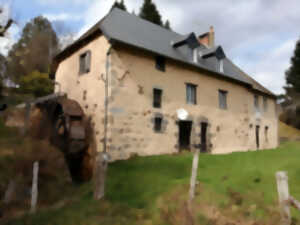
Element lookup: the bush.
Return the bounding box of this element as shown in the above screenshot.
[19,71,53,98]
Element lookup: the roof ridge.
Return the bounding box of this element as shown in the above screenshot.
[110,8,183,37]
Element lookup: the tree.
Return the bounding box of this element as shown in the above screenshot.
[139,0,163,26]
[19,70,53,97]
[7,16,59,83]
[164,19,171,30]
[111,0,127,11]
[286,39,300,93]
[0,54,7,98]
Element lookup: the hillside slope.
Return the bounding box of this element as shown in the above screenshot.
[279,121,300,142]
[2,141,300,225]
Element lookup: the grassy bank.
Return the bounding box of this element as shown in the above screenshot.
[2,141,300,225]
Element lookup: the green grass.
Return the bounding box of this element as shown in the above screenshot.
[2,142,300,225]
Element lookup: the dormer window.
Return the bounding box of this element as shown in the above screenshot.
[219,59,224,73]
[193,49,198,63]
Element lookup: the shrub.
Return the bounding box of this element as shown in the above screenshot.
[19,71,53,98]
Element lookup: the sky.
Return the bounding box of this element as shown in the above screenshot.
[0,0,299,95]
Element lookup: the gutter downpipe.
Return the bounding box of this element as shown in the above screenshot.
[103,46,112,155]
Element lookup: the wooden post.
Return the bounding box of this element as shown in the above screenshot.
[3,180,16,204]
[276,171,291,225]
[23,102,31,136]
[289,196,300,211]
[93,152,108,200]
[30,161,39,214]
[189,149,200,203]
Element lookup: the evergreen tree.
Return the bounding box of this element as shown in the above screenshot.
[286,39,300,93]
[111,0,127,11]
[164,20,171,30]
[139,0,163,26]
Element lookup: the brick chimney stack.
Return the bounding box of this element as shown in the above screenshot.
[198,26,215,48]
[208,26,215,48]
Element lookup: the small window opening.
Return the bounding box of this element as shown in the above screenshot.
[79,51,91,75]
[263,97,268,112]
[254,95,259,112]
[153,88,162,108]
[154,117,162,132]
[186,83,197,105]
[155,56,165,72]
[219,90,228,110]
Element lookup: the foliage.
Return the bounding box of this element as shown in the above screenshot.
[286,39,300,93]
[6,16,59,82]
[139,0,163,26]
[4,141,300,224]
[111,0,127,11]
[19,70,53,97]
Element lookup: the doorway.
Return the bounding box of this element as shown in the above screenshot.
[256,125,260,149]
[179,121,192,150]
[200,122,208,153]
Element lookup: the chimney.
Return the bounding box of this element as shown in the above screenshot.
[198,26,215,48]
[208,26,215,48]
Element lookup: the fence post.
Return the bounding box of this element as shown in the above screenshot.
[189,149,200,204]
[30,161,39,214]
[276,171,291,225]
[93,152,108,200]
[23,102,31,136]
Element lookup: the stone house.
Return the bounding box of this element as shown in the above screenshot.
[51,8,278,160]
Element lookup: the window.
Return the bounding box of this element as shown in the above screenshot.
[219,59,224,73]
[155,56,165,72]
[193,49,198,63]
[263,97,268,112]
[254,95,259,112]
[186,83,197,104]
[154,117,162,132]
[219,90,228,110]
[79,51,91,74]
[153,88,162,108]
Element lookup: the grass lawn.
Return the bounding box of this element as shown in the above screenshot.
[2,141,300,225]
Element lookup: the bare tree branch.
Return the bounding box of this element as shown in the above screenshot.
[0,19,14,37]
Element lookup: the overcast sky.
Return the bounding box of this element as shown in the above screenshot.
[0,0,299,95]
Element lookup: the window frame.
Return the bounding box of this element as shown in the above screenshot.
[79,50,91,75]
[155,55,166,72]
[153,88,163,108]
[186,83,197,105]
[218,89,228,110]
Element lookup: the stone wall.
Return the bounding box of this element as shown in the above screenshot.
[55,37,278,161]
[106,45,278,160]
[55,35,112,155]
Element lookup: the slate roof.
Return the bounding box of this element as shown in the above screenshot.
[54,8,276,97]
